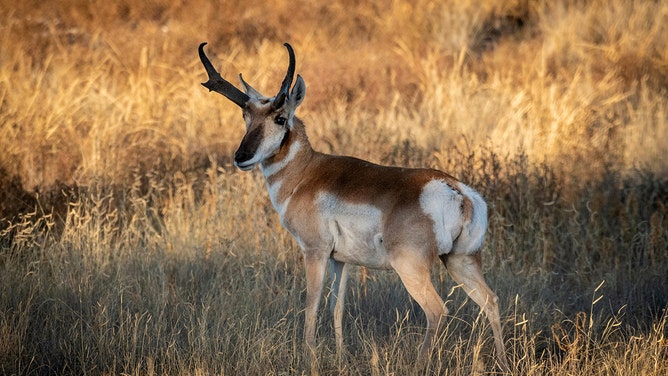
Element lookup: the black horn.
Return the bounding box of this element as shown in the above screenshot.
[198,42,250,108]
[272,43,296,110]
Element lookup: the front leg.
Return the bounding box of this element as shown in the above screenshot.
[303,252,329,358]
[329,259,349,356]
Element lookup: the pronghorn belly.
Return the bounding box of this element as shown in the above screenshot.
[317,193,391,268]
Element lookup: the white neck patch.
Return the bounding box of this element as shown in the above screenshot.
[261,140,302,178]
[266,180,291,220]
[261,140,302,223]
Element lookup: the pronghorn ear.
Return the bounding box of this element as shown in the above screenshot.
[287,74,306,110]
[238,74,264,99]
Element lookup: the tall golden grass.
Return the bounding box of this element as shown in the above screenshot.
[1,0,667,374]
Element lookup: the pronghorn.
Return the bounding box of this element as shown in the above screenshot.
[198,42,509,369]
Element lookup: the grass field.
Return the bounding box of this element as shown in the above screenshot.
[1,0,667,374]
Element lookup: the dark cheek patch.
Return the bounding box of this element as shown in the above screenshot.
[280,128,290,148]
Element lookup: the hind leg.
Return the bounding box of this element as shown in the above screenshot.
[443,253,509,370]
[392,249,447,359]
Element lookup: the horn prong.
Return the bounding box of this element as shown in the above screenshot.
[198,42,250,108]
[272,43,296,110]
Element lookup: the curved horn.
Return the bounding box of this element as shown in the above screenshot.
[272,43,296,110]
[198,42,249,108]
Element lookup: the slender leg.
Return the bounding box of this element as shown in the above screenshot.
[391,251,447,359]
[303,253,329,361]
[329,259,349,356]
[443,253,509,371]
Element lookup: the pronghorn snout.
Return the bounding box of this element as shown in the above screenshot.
[234,140,260,170]
[234,148,254,170]
[233,125,263,170]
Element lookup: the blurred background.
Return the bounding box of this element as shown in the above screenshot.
[1,0,666,212]
[1,1,666,374]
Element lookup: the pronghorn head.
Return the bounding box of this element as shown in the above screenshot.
[198,42,306,171]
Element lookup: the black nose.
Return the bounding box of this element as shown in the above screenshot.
[234,149,253,164]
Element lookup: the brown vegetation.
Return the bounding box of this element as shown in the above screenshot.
[1,0,667,374]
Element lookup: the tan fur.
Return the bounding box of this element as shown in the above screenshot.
[461,195,474,224]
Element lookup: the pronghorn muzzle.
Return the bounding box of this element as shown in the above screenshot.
[233,126,263,170]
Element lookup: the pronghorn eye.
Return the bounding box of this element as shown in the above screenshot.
[275,116,287,126]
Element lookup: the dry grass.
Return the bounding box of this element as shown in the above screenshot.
[1,0,667,374]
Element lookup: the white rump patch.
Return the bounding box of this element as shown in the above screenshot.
[454,182,487,253]
[419,179,465,255]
